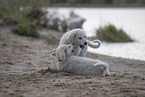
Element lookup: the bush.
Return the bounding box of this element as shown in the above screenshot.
[0,5,11,18]
[96,24,134,42]
[0,1,48,38]
[0,34,2,40]
[12,22,40,38]
[26,8,47,22]
[0,6,42,38]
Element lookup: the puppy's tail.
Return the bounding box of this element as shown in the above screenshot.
[87,39,101,48]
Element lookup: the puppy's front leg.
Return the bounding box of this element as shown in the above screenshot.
[79,45,88,57]
[73,46,81,56]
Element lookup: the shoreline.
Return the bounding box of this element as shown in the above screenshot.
[88,51,145,62]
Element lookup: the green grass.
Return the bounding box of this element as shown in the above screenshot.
[12,21,40,38]
[0,0,52,38]
[0,34,2,40]
[0,5,40,38]
[96,24,134,42]
[0,5,11,18]
[10,12,40,38]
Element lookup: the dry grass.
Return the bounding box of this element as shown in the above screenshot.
[96,24,134,42]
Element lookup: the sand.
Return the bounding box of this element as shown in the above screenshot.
[0,27,145,97]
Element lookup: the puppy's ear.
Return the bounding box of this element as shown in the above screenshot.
[67,33,77,43]
[56,47,66,62]
[50,49,56,56]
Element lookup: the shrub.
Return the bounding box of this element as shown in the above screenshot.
[26,8,47,22]
[0,6,41,38]
[0,34,2,40]
[12,21,40,38]
[0,1,48,38]
[0,5,11,18]
[96,24,134,42]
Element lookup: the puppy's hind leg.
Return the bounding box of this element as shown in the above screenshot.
[105,66,111,76]
[93,63,106,76]
[94,62,111,76]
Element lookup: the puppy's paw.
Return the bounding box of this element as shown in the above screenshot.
[105,73,111,76]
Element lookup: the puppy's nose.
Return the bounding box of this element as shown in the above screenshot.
[84,42,87,45]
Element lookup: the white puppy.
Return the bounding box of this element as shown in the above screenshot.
[59,28,101,57]
[56,44,111,76]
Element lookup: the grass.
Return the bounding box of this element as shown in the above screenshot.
[0,0,51,38]
[0,5,11,18]
[0,34,2,40]
[11,12,40,38]
[0,5,41,38]
[96,24,134,42]
[12,22,39,38]
[10,12,40,38]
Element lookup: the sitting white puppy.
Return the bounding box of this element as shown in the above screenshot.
[59,28,101,57]
[56,44,111,76]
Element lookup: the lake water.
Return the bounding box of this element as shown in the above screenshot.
[48,8,145,61]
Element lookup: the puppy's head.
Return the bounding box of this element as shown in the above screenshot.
[66,44,74,56]
[56,44,74,63]
[67,29,87,49]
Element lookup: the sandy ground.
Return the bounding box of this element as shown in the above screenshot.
[0,27,145,97]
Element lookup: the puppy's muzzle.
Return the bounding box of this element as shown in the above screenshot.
[80,42,87,49]
[84,42,87,45]
[80,45,84,49]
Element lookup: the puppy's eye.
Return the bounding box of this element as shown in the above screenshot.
[72,50,74,52]
[78,37,82,40]
[84,36,86,38]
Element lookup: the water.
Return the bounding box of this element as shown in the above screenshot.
[48,8,145,61]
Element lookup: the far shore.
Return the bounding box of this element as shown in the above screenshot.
[48,4,145,8]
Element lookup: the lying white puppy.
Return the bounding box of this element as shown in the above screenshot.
[56,44,111,76]
[59,28,101,57]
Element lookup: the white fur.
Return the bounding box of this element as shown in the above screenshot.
[56,45,111,76]
[56,44,74,70]
[59,28,101,57]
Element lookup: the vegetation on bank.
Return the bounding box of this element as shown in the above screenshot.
[12,22,40,38]
[96,24,134,42]
[0,0,50,38]
[0,0,86,38]
[0,0,143,39]
[0,0,77,38]
[0,34,2,40]
[0,7,40,38]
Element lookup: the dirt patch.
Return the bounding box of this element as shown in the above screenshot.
[0,27,145,97]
